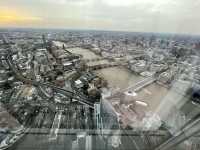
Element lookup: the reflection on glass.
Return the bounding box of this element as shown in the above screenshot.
[0,1,200,149]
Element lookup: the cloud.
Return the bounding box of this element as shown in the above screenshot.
[101,0,135,7]
[0,0,200,34]
[0,9,42,26]
[43,0,91,5]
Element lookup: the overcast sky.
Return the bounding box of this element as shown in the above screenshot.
[0,0,200,34]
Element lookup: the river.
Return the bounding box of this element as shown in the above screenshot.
[66,46,170,113]
[67,47,100,59]
[56,42,200,128]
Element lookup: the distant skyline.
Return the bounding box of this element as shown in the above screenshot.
[0,0,200,35]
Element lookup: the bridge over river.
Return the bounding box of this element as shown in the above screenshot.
[107,77,157,99]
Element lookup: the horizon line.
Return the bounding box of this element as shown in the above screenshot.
[0,26,200,37]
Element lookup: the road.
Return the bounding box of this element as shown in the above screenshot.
[5,49,94,108]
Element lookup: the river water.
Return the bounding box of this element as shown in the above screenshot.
[66,47,199,124]
[72,47,200,136]
[67,47,170,112]
[66,47,144,88]
[68,47,100,59]
[54,42,196,118]
[96,67,143,89]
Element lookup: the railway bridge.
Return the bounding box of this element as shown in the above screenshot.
[83,58,107,63]
[88,62,127,71]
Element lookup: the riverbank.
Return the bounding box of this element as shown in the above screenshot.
[66,46,169,113]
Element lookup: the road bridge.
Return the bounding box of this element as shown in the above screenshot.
[108,77,157,99]
[123,77,156,93]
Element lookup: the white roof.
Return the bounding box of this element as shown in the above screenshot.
[75,80,82,85]
[63,62,72,66]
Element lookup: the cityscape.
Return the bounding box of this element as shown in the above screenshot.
[0,29,199,150]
